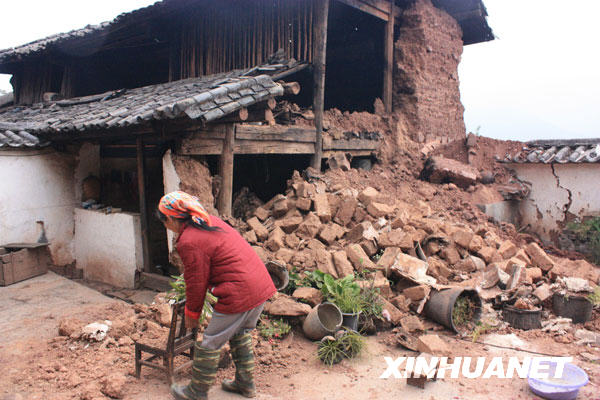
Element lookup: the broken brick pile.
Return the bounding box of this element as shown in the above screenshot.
[241,166,600,333]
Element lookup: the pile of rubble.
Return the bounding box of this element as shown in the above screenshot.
[239,165,599,341]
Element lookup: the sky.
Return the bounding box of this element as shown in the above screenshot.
[1,0,599,141]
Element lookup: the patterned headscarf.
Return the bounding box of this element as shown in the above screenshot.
[159,191,212,227]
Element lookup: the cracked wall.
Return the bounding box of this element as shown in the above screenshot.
[513,163,600,244]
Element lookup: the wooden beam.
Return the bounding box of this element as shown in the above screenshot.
[337,0,389,21]
[136,136,151,273]
[323,149,375,158]
[383,0,394,113]
[312,0,329,170]
[282,81,301,95]
[235,140,315,154]
[180,138,224,155]
[235,125,317,142]
[323,137,381,151]
[217,124,234,217]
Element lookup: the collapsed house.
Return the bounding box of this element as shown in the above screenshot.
[0,0,493,288]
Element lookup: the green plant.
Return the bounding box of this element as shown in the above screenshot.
[167,274,217,323]
[317,330,365,366]
[358,283,383,319]
[452,295,475,331]
[567,217,600,264]
[588,287,600,306]
[300,270,327,290]
[470,322,495,343]
[322,274,362,314]
[338,330,365,358]
[258,317,291,339]
[317,337,347,366]
[284,266,302,295]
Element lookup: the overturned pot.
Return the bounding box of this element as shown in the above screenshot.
[266,260,289,291]
[502,305,542,330]
[423,287,482,333]
[303,302,343,340]
[552,293,593,324]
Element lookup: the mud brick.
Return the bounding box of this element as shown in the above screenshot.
[313,193,332,223]
[391,209,410,229]
[417,334,450,356]
[402,285,430,301]
[346,244,376,271]
[278,215,303,234]
[254,207,270,221]
[296,212,322,239]
[451,228,474,248]
[296,197,312,212]
[401,315,425,333]
[334,196,357,226]
[292,287,323,307]
[367,202,395,218]
[275,248,295,264]
[332,250,354,278]
[477,246,502,264]
[266,227,285,252]
[378,295,404,325]
[272,197,289,218]
[440,246,461,265]
[314,249,338,278]
[247,217,268,241]
[353,206,368,223]
[377,247,400,270]
[358,187,379,206]
[285,233,300,249]
[360,240,378,257]
[346,221,378,243]
[243,230,257,244]
[526,267,543,283]
[525,242,555,272]
[294,182,315,198]
[468,235,484,253]
[499,240,518,259]
[379,230,407,249]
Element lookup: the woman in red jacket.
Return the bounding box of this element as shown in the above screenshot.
[157,191,276,400]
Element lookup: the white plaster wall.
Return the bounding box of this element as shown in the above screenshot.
[74,208,142,288]
[0,149,77,265]
[513,163,600,243]
[162,150,181,252]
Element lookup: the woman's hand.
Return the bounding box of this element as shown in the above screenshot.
[186,314,200,329]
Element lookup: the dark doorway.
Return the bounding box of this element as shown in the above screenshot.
[325,1,385,112]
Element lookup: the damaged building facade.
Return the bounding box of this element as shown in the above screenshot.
[498,139,600,245]
[0,0,493,288]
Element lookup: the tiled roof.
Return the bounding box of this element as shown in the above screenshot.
[498,139,600,164]
[0,0,169,64]
[0,124,49,148]
[0,68,285,149]
[0,0,493,65]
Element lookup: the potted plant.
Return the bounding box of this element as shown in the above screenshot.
[322,274,362,331]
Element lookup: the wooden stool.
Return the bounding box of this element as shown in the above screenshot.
[135,300,198,383]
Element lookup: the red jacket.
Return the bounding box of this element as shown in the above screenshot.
[176,216,276,318]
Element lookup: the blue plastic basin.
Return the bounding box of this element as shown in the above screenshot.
[528,361,589,400]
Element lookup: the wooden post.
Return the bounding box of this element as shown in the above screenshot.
[311,0,329,170]
[383,0,395,113]
[136,136,151,273]
[217,124,235,217]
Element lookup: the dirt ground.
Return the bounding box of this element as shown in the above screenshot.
[1,273,598,400]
